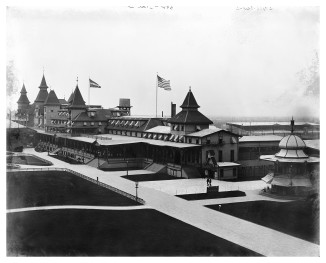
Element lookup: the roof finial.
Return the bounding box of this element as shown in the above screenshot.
[43,66,44,75]
[291,116,295,134]
[189,86,191,91]
[76,76,78,86]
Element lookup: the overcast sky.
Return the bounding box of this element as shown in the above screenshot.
[6,5,319,118]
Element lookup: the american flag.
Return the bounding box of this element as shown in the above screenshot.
[157,75,171,90]
[89,78,101,88]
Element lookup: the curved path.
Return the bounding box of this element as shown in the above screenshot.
[7,205,152,214]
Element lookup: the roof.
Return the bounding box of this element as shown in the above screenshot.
[20,84,27,94]
[72,109,112,122]
[216,162,241,167]
[180,89,200,109]
[44,90,60,106]
[34,89,49,103]
[260,155,319,163]
[17,93,30,105]
[227,121,319,127]
[68,85,86,108]
[67,92,74,103]
[279,134,306,149]
[304,140,320,151]
[186,128,223,137]
[168,110,213,124]
[106,118,165,132]
[40,74,48,88]
[145,126,171,134]
[64,134,200,149]
[59,98,68,104]
[239,135,283,143]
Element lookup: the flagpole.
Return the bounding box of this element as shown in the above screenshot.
[156,72,158,118]
[88,77,90,106]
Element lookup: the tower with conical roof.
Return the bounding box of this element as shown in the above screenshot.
[34,73,49,128]
[168,87,213,141]
[44,90,61,132]
[17,83,30,111]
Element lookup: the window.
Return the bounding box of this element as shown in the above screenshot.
[220,169,224,178]
[206,137,211,144]
[231,150,234,162]
[219,150,223,162]
[84,122,87,126]
[180,125,184,131]
[91,122,94,126]
[196,139,199,144]
[99,122,102,126]
[233,168,237,177]
[188,138,192,143]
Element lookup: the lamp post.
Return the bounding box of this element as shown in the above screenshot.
[82,147,85,164]
[135,181,139,202]
[126,160,129,176]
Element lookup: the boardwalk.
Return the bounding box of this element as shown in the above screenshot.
[15,149,319,256]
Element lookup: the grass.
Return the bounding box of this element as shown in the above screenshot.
[7,171,140,209]
[122,173,184,182]
[207,199,319,244]
[7,155,52,166]
[177,191,246,201]
[7,209,260,256]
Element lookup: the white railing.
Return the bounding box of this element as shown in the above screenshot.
[7,168,145,204]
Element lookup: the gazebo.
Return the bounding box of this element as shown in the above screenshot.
[260,118,319,196]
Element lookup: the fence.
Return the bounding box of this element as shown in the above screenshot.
[8,167,145,205]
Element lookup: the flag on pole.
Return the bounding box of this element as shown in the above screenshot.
[89,78,101,88]
[157,75,171,90]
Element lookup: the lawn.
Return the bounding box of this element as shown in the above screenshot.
[207,199,319,244]
[7,155,52,166]
[7,171,140,209]
[7,209,260,256]
[122,173,184,182]
[177,190,246,201]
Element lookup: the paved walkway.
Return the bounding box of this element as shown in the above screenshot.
[16,149,319,256]
[7,205,152,214]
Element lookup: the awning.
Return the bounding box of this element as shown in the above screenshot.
[164,135,169,141]
[179,136,184,143]
[262,173,274,183]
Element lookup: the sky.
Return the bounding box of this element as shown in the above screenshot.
[6,5,320,119]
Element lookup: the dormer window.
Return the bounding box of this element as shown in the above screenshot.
[174,125,179,131]
[180,125,184,131]
[83,122,87,126]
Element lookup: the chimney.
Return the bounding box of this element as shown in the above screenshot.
[171,102,176,118]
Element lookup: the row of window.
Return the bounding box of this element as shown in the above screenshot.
[206,149,235,162]
[108,120,142,128]
[83,122,102,126]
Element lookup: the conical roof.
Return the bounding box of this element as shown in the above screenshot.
[168,88,212,125]
[40,74,48,88]
[17,84,30,104]
[180,88,200,109]
[68,85,86,108]
[34,74,49,103]
[44,90,60,106]
[67,92,74,104]
[20,84,27,94]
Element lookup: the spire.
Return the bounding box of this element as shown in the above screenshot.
[21,83,27,94]
[291,116,295,134]
[40,74,48,88]
[17,83,30,105]
[35,73,49,103]
[180,88,200,109]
